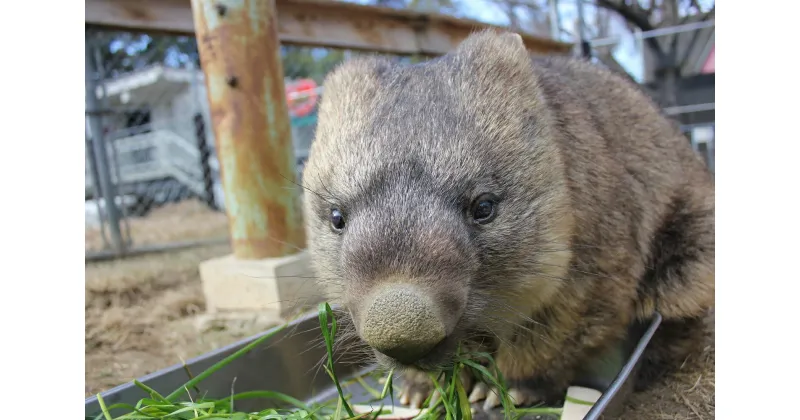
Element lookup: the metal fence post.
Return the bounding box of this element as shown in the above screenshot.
[576,0,591,58]
[708,125,715,174]
[548,0,560,41]
[85,32,125,255]
[633,27,644,83]
[188,60,218,211]
[190,0,305,260]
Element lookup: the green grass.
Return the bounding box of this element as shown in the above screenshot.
[92,302,563,420]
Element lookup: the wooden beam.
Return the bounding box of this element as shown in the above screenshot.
[85,0,573,56]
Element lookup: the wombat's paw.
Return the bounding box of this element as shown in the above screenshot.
[396,368,474,409]
[397,369,434,409]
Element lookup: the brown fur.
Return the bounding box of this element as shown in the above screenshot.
[302,30,714,406]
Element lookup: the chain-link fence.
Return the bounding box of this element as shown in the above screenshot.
[85,29,325,258]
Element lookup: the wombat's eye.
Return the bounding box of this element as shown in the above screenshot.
[471,194,498,224]
[330,208,346,232]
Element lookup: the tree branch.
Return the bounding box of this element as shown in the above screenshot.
[596,0,667,61]
[596,0,655,31]
[639,0,658,22]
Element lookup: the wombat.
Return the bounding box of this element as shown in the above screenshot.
[301,30,714,411]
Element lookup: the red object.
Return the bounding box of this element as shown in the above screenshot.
[701,44,714,74]
[285,79,319,117]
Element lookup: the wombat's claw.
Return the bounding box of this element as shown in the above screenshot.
[468,382,489,403]
[508,387,543,407]
[397,383,429,409]
[481,386,543,411]
[397,369,434,409]
[429,390,442,407]
[397,367,474,409]
[481,388,503,411]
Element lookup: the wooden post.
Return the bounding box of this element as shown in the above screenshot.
[190,0,305,259]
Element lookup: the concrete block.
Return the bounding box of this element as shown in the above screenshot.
[199,251,322,317]
[560,386,602,420]
[193,310,283,334]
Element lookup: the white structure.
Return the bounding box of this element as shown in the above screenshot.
[85,64,320,213]
[85,64,219,208]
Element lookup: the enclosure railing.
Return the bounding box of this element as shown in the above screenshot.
[587,20,715,84]
[84,29,327,258]
[87,122,206,194]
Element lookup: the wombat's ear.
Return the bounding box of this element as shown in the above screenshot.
[451,29,533,82]
[318,56,393,113]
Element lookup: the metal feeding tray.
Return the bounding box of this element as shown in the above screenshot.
[85,309,662,420]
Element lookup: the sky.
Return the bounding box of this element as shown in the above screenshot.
[453,0,714,81]
[456,0,646,81]
[346,0,647,81]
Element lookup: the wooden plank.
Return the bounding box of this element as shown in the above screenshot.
[85,0,573,55]
[86,0,196,34]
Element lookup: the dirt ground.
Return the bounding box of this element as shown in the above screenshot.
[85,200,714,418]
[86,200,231,252]
[85,201,271,395]
[618,313,715,419]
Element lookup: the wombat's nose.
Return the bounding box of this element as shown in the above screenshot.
[360,284,447,365]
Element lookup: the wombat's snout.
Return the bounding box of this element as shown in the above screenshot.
[360,283,447,365]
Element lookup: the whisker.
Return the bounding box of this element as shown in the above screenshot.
[278,171,337,208]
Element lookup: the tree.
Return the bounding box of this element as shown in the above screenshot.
[90,30,348,86]
[595,0,715,105]
[281,46,347,83]
[92,32,200,77]
[490,0,554,36]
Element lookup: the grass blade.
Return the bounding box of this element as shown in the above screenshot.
[97,394,113,420]
[133,380,171,404]
[354,375,382,400]
[319,303,355,418]
[459,360,514,418]
[428,373,455,420]
[165,322,289,402]
[334,396,343,420]
[513,406,564,416]
[380,369,394,401]
[169,401,215,416]
[97,402,155,419]
[453,366,472,420]
[225,390,314,413]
